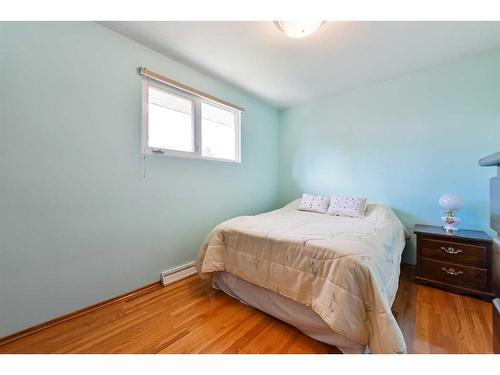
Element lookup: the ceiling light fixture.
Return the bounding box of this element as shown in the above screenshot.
[274,21,325,39]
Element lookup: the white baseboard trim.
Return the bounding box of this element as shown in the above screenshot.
[160,261,197,286]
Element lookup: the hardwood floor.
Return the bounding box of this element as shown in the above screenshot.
[394,266,493,354]
[0,266,493,354]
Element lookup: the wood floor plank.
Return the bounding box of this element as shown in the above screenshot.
[0,265,493,354]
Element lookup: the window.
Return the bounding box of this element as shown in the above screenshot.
[142,80,241,163]
[201,102,237,161]
[147,86,194,153]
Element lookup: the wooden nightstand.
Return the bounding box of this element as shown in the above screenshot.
[414,224,494,300]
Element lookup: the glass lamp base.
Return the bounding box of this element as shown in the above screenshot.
[442,225,458,233]
[441,215,461,233]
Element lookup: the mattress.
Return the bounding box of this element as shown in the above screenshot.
[213,271,366,353]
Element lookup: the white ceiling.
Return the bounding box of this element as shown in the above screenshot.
[101,21,500,108]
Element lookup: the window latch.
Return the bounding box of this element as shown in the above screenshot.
[152,149,165,154]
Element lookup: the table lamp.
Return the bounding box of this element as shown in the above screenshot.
[439,193,464,233]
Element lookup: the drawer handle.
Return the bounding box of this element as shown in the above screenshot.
[440,246,463,255]
[441,267,463,276]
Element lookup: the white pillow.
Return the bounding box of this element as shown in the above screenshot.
[298,193,330,214]
[326,196,367,218]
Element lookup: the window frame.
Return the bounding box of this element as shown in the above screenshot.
[142,79,241,163]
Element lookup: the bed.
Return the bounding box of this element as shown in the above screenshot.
[195,199,407,353]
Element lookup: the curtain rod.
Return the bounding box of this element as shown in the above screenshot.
[138,67,245,112]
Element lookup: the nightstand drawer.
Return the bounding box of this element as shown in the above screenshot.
[414,224,493,299]
[420,238,487,268]
[421,259,488,291]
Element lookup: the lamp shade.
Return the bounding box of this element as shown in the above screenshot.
[439,193,464,211]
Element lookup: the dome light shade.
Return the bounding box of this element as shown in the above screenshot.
[274,21,325,38]
[439,193,464,211]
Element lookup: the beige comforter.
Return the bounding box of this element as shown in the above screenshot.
[195,200,407,353]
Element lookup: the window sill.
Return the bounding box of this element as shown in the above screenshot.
[144,148,241,164]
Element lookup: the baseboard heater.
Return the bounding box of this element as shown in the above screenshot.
[161,261,197,286]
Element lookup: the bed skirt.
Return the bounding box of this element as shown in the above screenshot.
[213,271,367,354]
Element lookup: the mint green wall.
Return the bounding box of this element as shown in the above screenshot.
[0,22,280,337]
[279,49,500,264]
